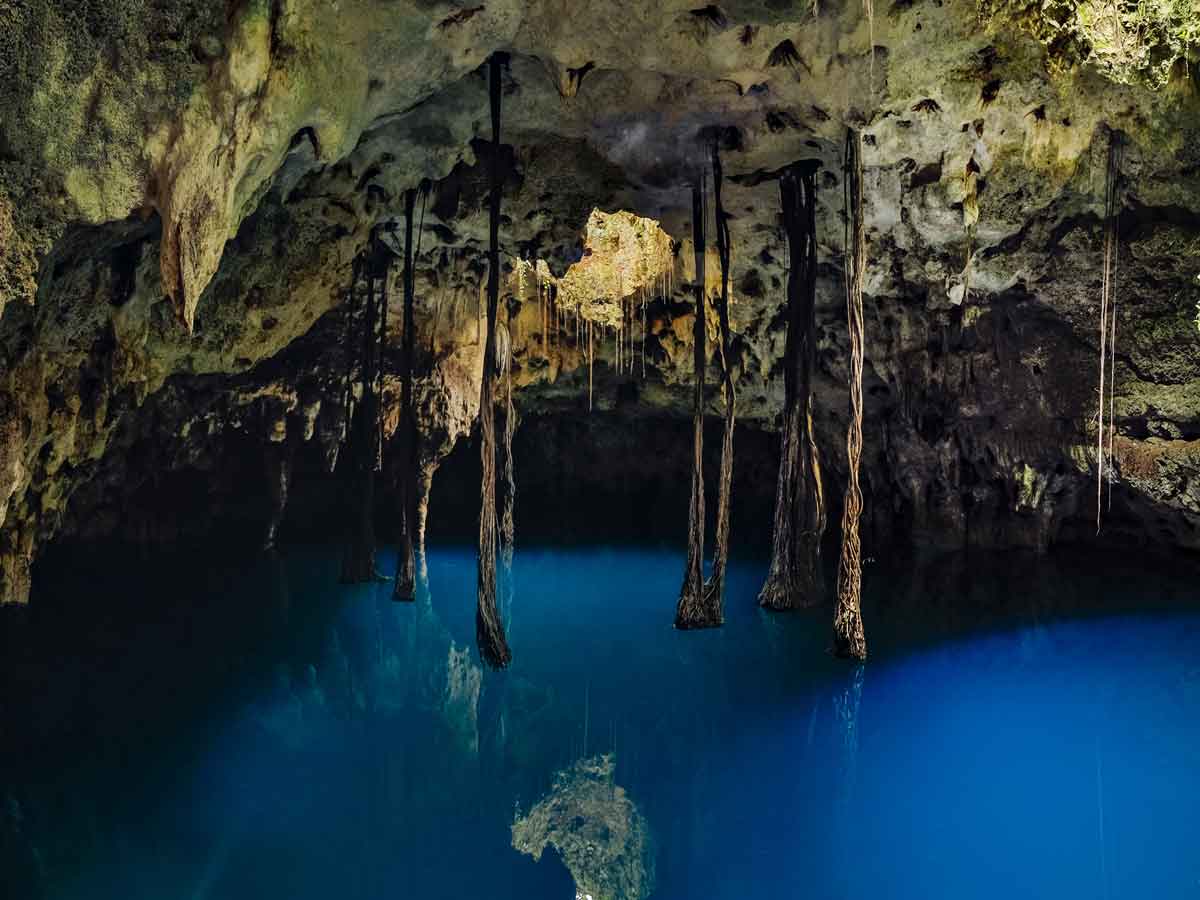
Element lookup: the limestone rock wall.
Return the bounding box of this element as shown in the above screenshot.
[2,1,1200,602]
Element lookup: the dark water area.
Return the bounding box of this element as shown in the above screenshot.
[2,542,1199,899]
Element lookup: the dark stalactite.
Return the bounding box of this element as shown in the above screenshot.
[834,128,868,661]
[702,141,734,620]
[394,189,419,601]
[416,460,436,558]
[477,53,513,670]
[759,160,826,611]
[262,434,294,553]
[340,255,364,428]
[675,172,718,630]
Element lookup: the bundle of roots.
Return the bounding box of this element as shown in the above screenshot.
[758,160,825,612]
[833,128,868,661]
[477,53,513,669]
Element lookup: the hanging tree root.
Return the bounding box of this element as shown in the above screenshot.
[1096,130,1123,533]
[501,346,518,569]
[393,190,417,600]
[702,139,736,618]
[499,362,518,639]
[341,243,389,584]
[758,160,826,611]
[394,186,427,601]
[476,52,513,669]
[675,172,719,630]
[833,129,867,660]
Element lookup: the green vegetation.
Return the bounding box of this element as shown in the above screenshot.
[980,0,1200,87]
[0,0,225,310]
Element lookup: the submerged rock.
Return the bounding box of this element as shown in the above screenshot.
[512,754,654,900]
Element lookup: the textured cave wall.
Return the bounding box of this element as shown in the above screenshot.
[2,0,1200,604]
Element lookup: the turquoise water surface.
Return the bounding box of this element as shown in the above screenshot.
[2,543,1198,899]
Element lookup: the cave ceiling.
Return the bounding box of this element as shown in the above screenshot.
[1,0,1200,603]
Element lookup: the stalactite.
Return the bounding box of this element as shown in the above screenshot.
[431,281,444,355]
[416,461,435,559]
[674,172,717,630]
[1097,132,1123,531]
[758,160,825,611]
[833,129,868,661]
[588,318,594,411]
[394,187,422,602]
[615,319,621,374]
[625,295,630,374]
[340,256,364,429]
[624,296,633,374]
[262,436,293,552]
[703,141,736,615]
[641,286,647,377]
[474,276,481,333]
[633,295,638,373]
[552,281,560,352]
[476,52,512,670]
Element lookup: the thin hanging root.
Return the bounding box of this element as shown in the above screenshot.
[1097,132,1122,531]
[341,244,387,584]
[477,53,512,670]
[834,128,867,661]
[501,346,517,567]
[630,292,636,374]
[631,296,635,374]
[703,140,736,618]
[675,171,717,629]
[394,188,421,601]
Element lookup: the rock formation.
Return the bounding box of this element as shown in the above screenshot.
[512,754,654,900]
[1,1,1200,605]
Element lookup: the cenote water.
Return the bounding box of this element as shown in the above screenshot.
[3,543,1199,899]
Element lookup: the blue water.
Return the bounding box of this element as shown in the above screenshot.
[3,544,1199,899]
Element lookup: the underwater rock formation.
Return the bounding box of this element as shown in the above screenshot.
[512,754,654,900]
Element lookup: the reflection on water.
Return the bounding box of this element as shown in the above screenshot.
[2,544,1199,899]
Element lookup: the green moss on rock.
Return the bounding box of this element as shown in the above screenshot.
[979,0,1200,88]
